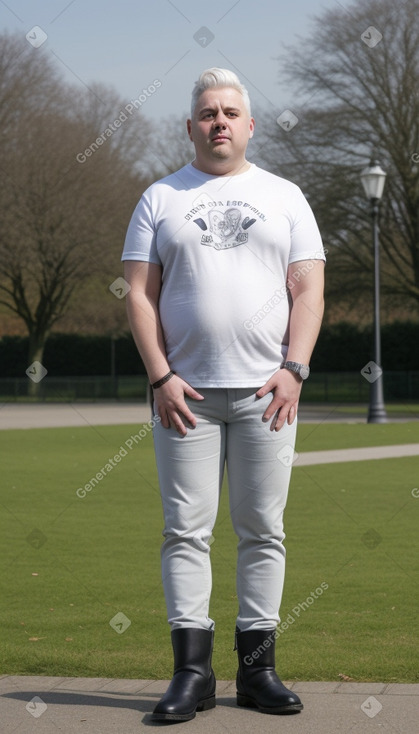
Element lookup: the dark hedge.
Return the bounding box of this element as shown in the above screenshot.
[0,322,418,378]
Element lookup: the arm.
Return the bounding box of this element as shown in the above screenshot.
[256,259,325,431]
[124,260,204,435]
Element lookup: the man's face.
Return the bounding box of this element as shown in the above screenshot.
[187,87,254,173]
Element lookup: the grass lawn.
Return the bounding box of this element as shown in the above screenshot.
[0,421,418,682]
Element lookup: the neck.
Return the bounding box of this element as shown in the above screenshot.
[191,158,251,176]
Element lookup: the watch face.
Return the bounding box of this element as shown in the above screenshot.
[300,365,310,380]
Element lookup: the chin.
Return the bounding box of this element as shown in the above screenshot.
[211,148,230,159]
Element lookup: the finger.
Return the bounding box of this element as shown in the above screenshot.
[175,403,198,428]
[158,404,187,431]
[270,411,279,431]
[167,396,201,430]
[271,404,290,432]
[160,410,170,429]
[169,414,188,436]
[184,385,205,401]
[274,403,298,431]
[262,397,285,423]
[274,416,287,432]
[287,405,297,425]
[256,383,272,398]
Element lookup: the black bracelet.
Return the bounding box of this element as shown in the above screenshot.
[151,370,176,389]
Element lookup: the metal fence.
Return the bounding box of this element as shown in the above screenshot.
[0,372,418,402]
[0,375,149,401]
[303,371,419,402]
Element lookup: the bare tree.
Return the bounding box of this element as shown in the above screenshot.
[145,113,195,178]
[0,33,151,390]
[254,0,419,318]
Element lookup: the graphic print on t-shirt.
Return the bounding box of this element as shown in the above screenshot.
[192,207,257,250]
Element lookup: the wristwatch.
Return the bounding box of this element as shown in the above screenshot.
[281,361,310,380]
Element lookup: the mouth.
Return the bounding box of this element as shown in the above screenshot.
[211,135,230,143]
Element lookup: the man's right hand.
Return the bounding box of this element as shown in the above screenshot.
[153,375,204,436]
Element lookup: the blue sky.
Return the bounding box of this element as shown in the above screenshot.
[1,0,349,120]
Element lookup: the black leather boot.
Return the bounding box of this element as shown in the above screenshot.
[235,628,303,714]
[151,628,216,721]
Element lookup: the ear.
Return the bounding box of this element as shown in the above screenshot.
[249,117,255,139]
[187,119,193,141]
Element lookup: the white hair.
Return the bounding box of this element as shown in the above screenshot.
[190,68,251,117]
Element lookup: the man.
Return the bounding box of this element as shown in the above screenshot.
[122,68,325,721]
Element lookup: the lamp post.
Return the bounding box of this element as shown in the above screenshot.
[360,160,388,423]
[110,334,117,398]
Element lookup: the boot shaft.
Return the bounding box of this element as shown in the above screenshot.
[235,627,277,673]
[172,628,214,677]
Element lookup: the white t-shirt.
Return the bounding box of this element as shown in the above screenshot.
[122,163,325,387]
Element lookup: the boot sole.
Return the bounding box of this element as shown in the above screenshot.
[151,695,216,721]
[237,693,303,714]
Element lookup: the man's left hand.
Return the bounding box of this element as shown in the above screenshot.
[256,368,303,431]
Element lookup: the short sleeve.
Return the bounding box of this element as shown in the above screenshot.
[288,188,325,264]
[121,192,161,264]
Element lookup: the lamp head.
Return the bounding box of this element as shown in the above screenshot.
[361,159,387,201]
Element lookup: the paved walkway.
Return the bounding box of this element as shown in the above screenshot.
[2,675,418,734]
[294,443,419,466]
[0,402,154,430]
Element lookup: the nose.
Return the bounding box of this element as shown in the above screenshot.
[212,111,228,128]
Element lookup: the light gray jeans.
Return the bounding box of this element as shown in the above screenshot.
[152,388,297,632]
